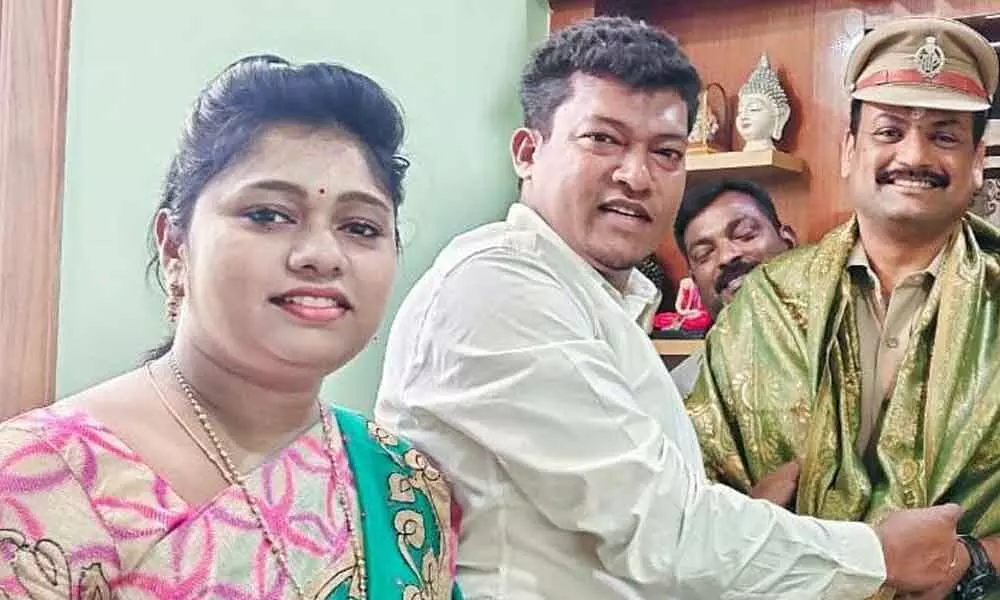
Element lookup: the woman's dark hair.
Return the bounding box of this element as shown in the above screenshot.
[145,54,408,361]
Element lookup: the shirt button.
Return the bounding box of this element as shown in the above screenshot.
[886,337,899,348]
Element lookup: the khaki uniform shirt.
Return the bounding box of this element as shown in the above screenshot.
[847,242,945,457]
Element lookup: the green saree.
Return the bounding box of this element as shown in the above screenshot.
[334,407,464,600]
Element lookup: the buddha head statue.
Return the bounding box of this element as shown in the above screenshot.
[736,54,791,151]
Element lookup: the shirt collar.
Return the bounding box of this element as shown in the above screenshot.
[847,236,947,287]
[506,203,660,317]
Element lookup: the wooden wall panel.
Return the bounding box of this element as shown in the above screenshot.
[0,0,71,420]
[551,0,1000,290]
[595,0,649,18]
[549,0,598,31]
[549,0,650,31]
[807,1,867,236]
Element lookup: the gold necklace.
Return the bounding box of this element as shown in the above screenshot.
[164,354,367,599]
[146,362,234,484]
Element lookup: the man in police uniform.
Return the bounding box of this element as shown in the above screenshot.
[686,16,1000,599]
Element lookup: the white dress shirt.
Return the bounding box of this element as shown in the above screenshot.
[375,203,886,599]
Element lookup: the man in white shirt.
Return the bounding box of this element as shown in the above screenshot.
[670,179,797,399]
[376,16,965,599]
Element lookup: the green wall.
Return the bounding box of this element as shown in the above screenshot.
[58,0,550,413]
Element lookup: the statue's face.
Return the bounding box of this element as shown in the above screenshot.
[737,95,774,141]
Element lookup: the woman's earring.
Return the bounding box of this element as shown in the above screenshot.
[165,281,184,323]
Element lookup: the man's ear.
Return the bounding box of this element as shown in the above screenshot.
[511,127,542,181]
[973,140,986,190]
[840,129,855,179]
[778,223,799,249]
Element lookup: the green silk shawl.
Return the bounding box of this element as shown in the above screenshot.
[686,215,1000,584]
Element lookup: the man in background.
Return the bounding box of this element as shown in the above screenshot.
[670,178,797,397]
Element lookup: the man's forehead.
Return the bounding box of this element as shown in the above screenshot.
[562,72,688,130]
[686,192,768,241]
[862,101,972,126]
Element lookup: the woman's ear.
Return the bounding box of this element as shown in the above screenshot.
[154,209,185,279]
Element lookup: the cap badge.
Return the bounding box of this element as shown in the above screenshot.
[913,35,945,80]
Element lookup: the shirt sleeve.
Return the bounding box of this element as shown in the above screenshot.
[0,424,120,599]
[391,248,886,599]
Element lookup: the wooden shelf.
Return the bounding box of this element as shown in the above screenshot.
[686,149,806,180]
[652,338,704,355]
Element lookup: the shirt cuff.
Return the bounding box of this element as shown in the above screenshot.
[827,520,887,598]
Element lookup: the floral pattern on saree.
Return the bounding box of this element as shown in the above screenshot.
[0,405,461,599]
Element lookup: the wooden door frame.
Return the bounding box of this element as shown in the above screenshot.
[0,0,72,420]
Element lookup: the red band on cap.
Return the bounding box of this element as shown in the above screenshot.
[854,68,987,100]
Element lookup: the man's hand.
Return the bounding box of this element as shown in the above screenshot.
[875,504,965,595]
[896,539,968,600]
[749,460,800,509]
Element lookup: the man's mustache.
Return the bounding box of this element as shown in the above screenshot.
[714,259,759,295]
[875,167,949,188]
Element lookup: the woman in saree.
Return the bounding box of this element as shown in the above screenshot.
[0,55,461,599]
